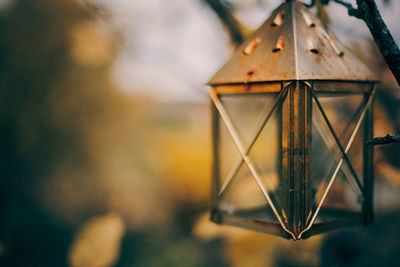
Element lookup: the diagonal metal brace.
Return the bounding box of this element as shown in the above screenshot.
[218,85,289,198]
[306,82,364,195]
[210,87,297,240]
[298,86,376,239]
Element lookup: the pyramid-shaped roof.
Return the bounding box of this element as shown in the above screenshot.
[208,0,378,85]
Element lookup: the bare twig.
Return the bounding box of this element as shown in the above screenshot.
[303,0,316,8]
[367,134,400,145]
[203,0,244,44]
[303,0,332,7]
[356,0,400,86]
[332,0,400,86]
[332,0,362,18]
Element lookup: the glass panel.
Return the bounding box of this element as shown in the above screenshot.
[220,94,277,144]
[315,168,363,224]
[311,95,363,224]
[247,94,284,218]
[316,93,364,148]
[218,93,279,197]
[219,112,241,190]
[347,123,364,185]
[312,100,362,198]
[217,93,282,225]
[218,163,279,224]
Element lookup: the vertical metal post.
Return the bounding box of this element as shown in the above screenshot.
[211,98,221,217]
[301,81,313,231]
[363,84,375,225]
[281,82,292,228]
[281,81,313,235]
[277,83,284,226]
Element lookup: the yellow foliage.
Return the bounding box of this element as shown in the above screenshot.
[155,108,212,205]
[69,213,126,267]
[160,136,211,204]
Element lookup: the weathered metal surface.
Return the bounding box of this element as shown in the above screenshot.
[211,209,287,238]
[211,207,364,240]
[211,100,220,211]
[208,0,378,85]
[280,81,313,236]
[313,81,370,93]
[214,83,281,94]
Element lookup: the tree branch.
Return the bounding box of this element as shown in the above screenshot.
[332,0,362,18]
[303,0,316,8]
[203,0,244,44]
[367,134,400,145]
[332,0,400,86]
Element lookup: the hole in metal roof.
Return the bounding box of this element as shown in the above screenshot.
[243,37,261,56]
[307,39,320,55]
[329,39,344,57]
[302,10,315,28]
[272,36,284,53]
[271,11,285,27]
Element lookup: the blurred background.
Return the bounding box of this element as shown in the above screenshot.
[0,0,400,266]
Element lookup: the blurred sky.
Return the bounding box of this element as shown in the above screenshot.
[91,0,400,102]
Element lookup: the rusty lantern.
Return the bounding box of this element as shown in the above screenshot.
[208,0,378,240]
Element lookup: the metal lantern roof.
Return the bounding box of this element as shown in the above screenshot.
[208,0,378,85]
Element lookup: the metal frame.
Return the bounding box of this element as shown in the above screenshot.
[210,85,297,240]
[297,82,376,239]
[210,81,376,240]
[362,83,375,225]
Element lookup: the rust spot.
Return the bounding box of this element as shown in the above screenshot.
[306,210,312,225]
[244,70,255,86]
[282,209,289,225]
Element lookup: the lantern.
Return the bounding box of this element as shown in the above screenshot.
[208,0,378,240]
